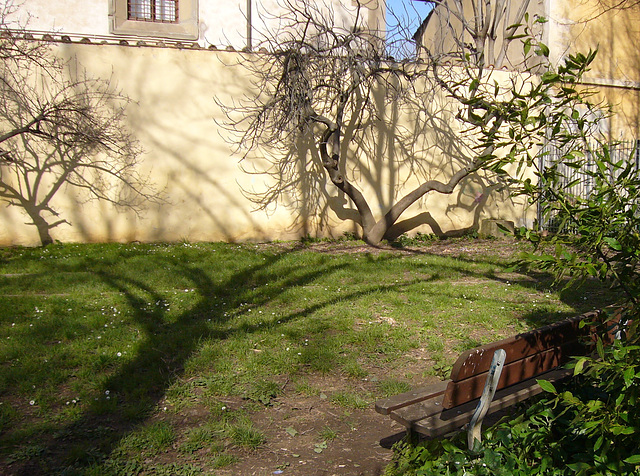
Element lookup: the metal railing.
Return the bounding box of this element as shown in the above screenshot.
[538,139,640,233]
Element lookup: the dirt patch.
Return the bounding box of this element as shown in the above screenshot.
[217,394,406,476]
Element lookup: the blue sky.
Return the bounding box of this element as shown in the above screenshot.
[386,0,433,35]
[385,0,433,56]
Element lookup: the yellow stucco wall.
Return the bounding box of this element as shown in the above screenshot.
[546,0,640,137]
[0,41,533,246]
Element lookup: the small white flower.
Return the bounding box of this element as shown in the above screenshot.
[105,390,110,395]
[29,400,35,406]
[117,352,122,357]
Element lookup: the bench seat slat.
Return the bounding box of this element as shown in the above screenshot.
[374,380,449,415]
[389,368,572,438]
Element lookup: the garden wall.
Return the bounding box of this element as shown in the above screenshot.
[0,42,534,246]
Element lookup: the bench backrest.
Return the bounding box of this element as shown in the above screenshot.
[441,310,609,409]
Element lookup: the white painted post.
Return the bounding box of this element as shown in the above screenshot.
[467,348,507,450]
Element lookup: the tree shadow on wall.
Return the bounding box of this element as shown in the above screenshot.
[231,69,518,244]
[0,40,162,247]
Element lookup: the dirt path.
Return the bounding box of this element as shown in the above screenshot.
[218,393,408,476]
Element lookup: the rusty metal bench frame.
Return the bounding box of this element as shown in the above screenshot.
[375,310,609,447]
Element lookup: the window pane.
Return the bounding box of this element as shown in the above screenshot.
[129,0,152,20]
[157,0,177,22]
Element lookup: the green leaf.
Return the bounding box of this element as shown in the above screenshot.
[285,426,298,437]
[567,462,592,472]
[440,440,463,454]
[624,367,635,387]
[611,425,635,435]
[624,454,640,464]
[536,43,550,57]
[603,237,622,251]
[541,72,560,84]
[594,435,604,451]
[573,358,587,375]
[537,379,557,394]
[314,441,327,453]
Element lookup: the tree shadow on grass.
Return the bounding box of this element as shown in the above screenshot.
[8,248,338,473]
[8,247,448,474]
[386,242,619,326]
[3,243,619,474]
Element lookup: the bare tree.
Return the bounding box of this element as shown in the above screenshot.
[0,1,157,245]
[414,0,543,69]
[218,0,576,245]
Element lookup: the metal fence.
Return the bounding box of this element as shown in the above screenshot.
[538,139,640,233]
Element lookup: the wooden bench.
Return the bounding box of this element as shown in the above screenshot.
[375,310,614,448]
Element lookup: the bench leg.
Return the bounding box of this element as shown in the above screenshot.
[467,349,506,450]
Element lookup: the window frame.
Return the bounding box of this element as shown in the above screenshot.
[109,0,198,41]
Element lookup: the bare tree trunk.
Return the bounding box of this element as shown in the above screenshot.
[365,164,476,245]
[319,127,377,238]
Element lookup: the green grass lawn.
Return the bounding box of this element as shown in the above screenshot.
[0,240,616,475]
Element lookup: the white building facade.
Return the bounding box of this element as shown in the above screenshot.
[10,0,385,50]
